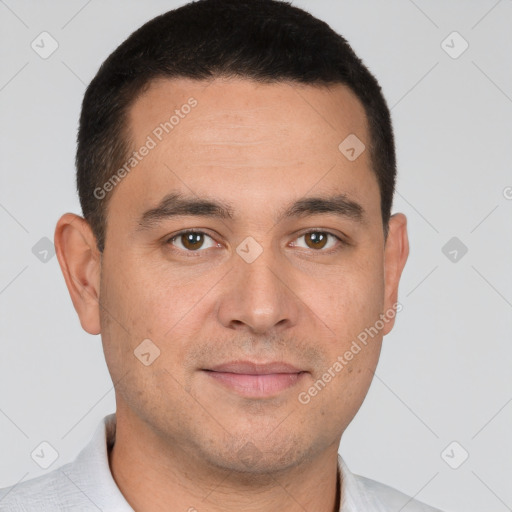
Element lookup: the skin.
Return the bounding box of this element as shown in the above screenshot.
[55,77,409,512]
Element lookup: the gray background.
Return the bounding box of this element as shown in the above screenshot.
[1,1,511,511]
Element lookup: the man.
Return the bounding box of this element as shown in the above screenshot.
[0,0,444,510]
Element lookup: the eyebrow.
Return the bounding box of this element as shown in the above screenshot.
[137,192,366,230]
[138,193,234,230]
[276,194,365,225]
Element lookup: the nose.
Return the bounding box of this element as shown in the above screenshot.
[216,248,300,336]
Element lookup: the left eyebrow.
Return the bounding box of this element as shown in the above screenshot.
[275,194,366,225]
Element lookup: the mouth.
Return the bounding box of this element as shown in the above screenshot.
[202,361,308,398]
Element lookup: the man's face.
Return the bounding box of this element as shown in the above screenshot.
[97,77,403,473]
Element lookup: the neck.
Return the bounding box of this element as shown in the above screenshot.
[108,412,342,512]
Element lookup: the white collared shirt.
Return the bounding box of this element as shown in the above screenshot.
[0,414,444,511]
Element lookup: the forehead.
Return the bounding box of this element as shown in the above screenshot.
[128,77,368,150]
[112,77,379,226]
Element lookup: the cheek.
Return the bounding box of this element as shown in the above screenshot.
[307,254,385,342]
[98,260,198,403]
[101,254,182,334]
[296,335,381,441]
[100,255,215,370]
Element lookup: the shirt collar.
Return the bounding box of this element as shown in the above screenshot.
[337,454,388,512]
[64,413,132,510]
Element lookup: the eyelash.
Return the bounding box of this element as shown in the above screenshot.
[165,229,346,256]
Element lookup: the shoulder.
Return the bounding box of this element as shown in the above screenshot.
[353,473,445,512]
[0,463,96,511]
[0,414,131,512]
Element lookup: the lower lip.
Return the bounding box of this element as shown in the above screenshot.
[203,371,306,397]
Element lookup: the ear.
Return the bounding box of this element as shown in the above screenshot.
[54,213,102,335]
[382,213,409,336]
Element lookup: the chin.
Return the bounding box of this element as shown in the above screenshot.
[201,432,316,477]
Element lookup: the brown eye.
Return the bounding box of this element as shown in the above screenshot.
[304,232,328,250]
[291,231,342,252]
[181,232,204,250]
[168,231,217,252]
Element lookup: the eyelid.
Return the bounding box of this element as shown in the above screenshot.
[166,229,220,253]
[290,229,347,252]
[294,227,347,242]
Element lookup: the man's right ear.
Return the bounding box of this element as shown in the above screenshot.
[54,213,102,335]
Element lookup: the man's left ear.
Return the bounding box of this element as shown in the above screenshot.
[382,213,409,336]
[54,213,102,335]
